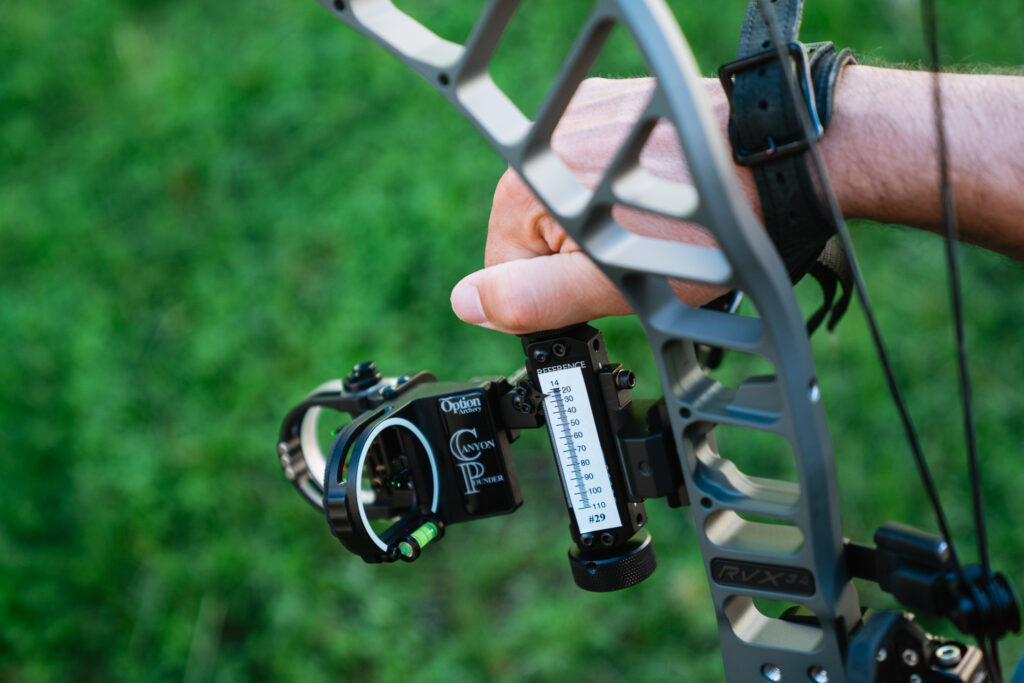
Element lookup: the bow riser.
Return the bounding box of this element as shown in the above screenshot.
[320,0,859,679]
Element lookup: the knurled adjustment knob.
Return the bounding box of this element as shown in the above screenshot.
[568,529,657,592]
[344,361,382,392]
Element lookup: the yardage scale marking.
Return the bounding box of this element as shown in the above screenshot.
[536,365,621,534]
[551,389,589,507]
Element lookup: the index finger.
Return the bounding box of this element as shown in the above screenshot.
[484,168,576,267]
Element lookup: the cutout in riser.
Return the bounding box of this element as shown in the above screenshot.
[723,596,823,654]
[705,509,804,556]
[684,423,800,516]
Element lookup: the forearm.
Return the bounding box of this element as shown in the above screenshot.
[639,66,1024,259]
[805,66,1024,259]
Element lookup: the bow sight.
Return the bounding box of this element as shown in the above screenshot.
[278,323,679,591]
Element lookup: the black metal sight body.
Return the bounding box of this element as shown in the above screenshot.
[322,375,523,563]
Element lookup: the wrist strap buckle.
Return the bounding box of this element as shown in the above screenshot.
[718,42,824,166]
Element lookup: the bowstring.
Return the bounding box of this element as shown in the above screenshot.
[921,0,1000,676]
[753,0,1002,679]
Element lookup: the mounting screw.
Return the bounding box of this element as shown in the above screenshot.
[934,644,962,667]
[760,663,782,682]
[808,666,828,683]
[614,368,637,390]
[580,534,595,548]
[901,649,920,667]
[552,342,567,357]
[875,648,888,663]
[600,532,615,547]
[531,347,549,364]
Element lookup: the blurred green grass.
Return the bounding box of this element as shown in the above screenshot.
[1,0,1022,681]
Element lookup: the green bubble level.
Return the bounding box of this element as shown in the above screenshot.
[410,521,439,548]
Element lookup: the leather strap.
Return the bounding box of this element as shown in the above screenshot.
[806,238,853,334]
[721,1,853,276]
[719,0,856,329]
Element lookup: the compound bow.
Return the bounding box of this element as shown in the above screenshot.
[276,1,1022,680]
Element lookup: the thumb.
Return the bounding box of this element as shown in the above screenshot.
[450,252,632,335]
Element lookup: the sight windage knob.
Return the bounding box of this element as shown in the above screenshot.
[344,361,382,391]
[568,530,657,592]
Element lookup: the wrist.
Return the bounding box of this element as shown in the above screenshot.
[702,66,860,227]
[815,64,873,222]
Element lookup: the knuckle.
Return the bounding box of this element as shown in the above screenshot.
[537,214,569,252]
[492,168,532,211]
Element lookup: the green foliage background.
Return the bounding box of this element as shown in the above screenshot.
[2,1,1023,680]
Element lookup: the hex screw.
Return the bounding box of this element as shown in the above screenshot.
[901,649,920,667]
[808,666,828,683]
[531,347,549,364]
[875,648,888,663]
[600,532,615,547]
[934,644,962,667]
[760,663,782,682]
[614,369,637,390]
[552,342,567,357]
[580,534,595,548]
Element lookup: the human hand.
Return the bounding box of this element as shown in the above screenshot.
[449,77,743,335]
[450,66,1024,334]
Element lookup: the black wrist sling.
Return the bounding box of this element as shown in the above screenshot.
[718,0,856,333]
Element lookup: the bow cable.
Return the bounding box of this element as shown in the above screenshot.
[754,0,1002,679]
